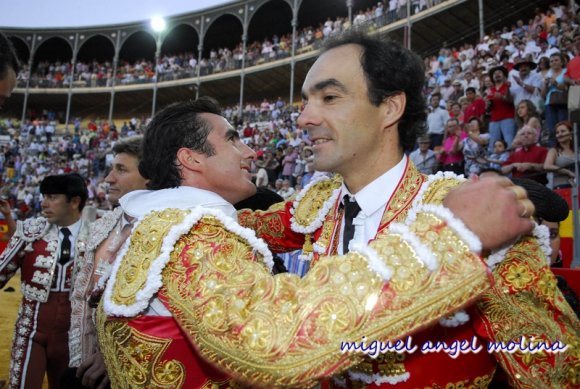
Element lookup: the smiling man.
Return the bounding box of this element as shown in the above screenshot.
[234,32,577,388]
[68,136,148,389]
[0,174,89,389]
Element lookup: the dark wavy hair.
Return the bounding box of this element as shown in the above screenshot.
[139,97,221,190]
[322,32,427,151]
[0,32,20,78]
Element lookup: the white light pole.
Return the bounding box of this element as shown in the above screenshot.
[347,0,353,26]
[151,16,166,118]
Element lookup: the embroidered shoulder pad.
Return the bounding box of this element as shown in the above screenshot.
[87,208,123,250]
[18,217,50,242]
[412,171,465,207]
[104,207,273,317]
[291,174,342,234]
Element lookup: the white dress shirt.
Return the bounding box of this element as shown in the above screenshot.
[58,219,82,259]
[337,156,407,254]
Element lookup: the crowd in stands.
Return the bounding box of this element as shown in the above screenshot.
[1,2,579,235]
[15,0,444,89]
[0,116,146,222]
[413,3,580,189]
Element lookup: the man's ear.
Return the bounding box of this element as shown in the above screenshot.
[70,196,82,211]
[176,147,205,173]
[381,92,406,130]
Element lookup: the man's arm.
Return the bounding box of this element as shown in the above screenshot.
[0,199,16,242]
[475,234,579,388]
[0,222,26,289]
[157,208,491,388]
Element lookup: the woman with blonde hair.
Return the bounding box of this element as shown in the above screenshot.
[544,121,576,189]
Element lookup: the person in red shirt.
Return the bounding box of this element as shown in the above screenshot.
[564,31,580,85]
[463,87,486,122]
[501,126,548,185]
[486,65,516,153]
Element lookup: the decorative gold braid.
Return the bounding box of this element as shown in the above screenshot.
[110,209,188,306]
[160,213,490,388]
[96,304,185,389]
[418,176,464,206]
[293,175,342,227]
[423,372,494,389]
[477,235,580,388]
[380,163,425,227]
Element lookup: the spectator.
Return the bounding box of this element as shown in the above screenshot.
[277,178,295,199]
[437,118,467,175]
[486,65,516,152]
[509,58,544,112]
[501,126,548,184]
[463,117,490,176]
[542,52,569,146]
[463,87,486,122]
[564,31,580,85]
[485,139,509,171]
[426,92,449,148]
[514,99,543,144]
[409,134,437,174]
[544,120,576,189]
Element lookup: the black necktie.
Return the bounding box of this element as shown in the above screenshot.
[342,195,361,254]
[59,227,72,264]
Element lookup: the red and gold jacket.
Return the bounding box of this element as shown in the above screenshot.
[98,188,492,388]
[0,217,85,301]
[237,161,579,388]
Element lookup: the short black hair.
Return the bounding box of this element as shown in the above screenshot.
[322,31,426,151]
[139,97,221,190]
[465,87,476,94]
[0,32,20,79]
[40,173,88,211]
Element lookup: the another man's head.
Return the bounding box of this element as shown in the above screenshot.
[298,32,425,191]
[430,93,441,108]
[0,32,20,110]
[417,135,430,152]
[139,97,257,204]
[465,87,477,102]
[40,174,88,226]
[515,126,537,147]
[105,136,149,204]
[489,66,508,84]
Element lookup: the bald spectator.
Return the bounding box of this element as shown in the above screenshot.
[501,126,548,185]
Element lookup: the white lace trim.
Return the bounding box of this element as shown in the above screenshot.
[408,204,482,254]
[104,207,273,317]
[350,242,393,282]
[348,370,410,385]
[487,222,552,270]
[533,224,552,264]
[290,175,341,234]
[18,217,51,242]
[388,223,438,271]
[411,171,465,211]
[439,309,470,327]
[86,208,123,250]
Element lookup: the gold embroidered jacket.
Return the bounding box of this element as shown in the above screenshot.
[238,162,580,388]
[100,201,491,389]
